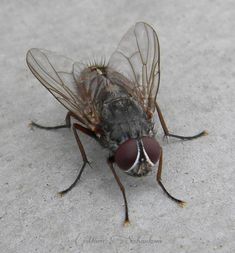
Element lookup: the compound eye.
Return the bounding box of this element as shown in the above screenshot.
[142,137,161,164]
[114,139,138,171]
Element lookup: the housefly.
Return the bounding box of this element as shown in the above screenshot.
[26,22,207,225]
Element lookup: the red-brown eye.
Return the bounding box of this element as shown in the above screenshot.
[142,137,161,164]
[114,139,138,171]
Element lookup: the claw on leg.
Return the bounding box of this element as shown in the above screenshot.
[28,121,33,129]
[123,219,131,227]
[202,130,208,136]
[178,201,187,208]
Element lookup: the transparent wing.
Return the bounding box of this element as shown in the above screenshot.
[26,48,100,130]
[108,22,160,117]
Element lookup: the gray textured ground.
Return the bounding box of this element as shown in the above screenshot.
[0,1,234,252]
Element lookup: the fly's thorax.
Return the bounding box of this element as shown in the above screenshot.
[99,97,154,151]
[114,137,161,177]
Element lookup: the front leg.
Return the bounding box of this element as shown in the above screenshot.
[156,148,186,207]
[29,111,96,195]
[107,157,130,226]
[58,123,96,195]
[155,102,207,140]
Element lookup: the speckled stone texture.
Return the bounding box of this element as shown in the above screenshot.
[0,1,234,252]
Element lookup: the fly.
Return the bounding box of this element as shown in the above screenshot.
[26,22,207,225]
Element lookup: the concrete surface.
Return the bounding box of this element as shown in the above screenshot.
[0,0,234,252]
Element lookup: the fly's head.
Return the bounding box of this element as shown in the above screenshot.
[114,137,161,177]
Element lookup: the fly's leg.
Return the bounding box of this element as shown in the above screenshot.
[29,111,73,130]
[58,123,96,196]
[155,102,207,140]
[30,110,96,195]
[107,157,130,226]
[156,148,186,207]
